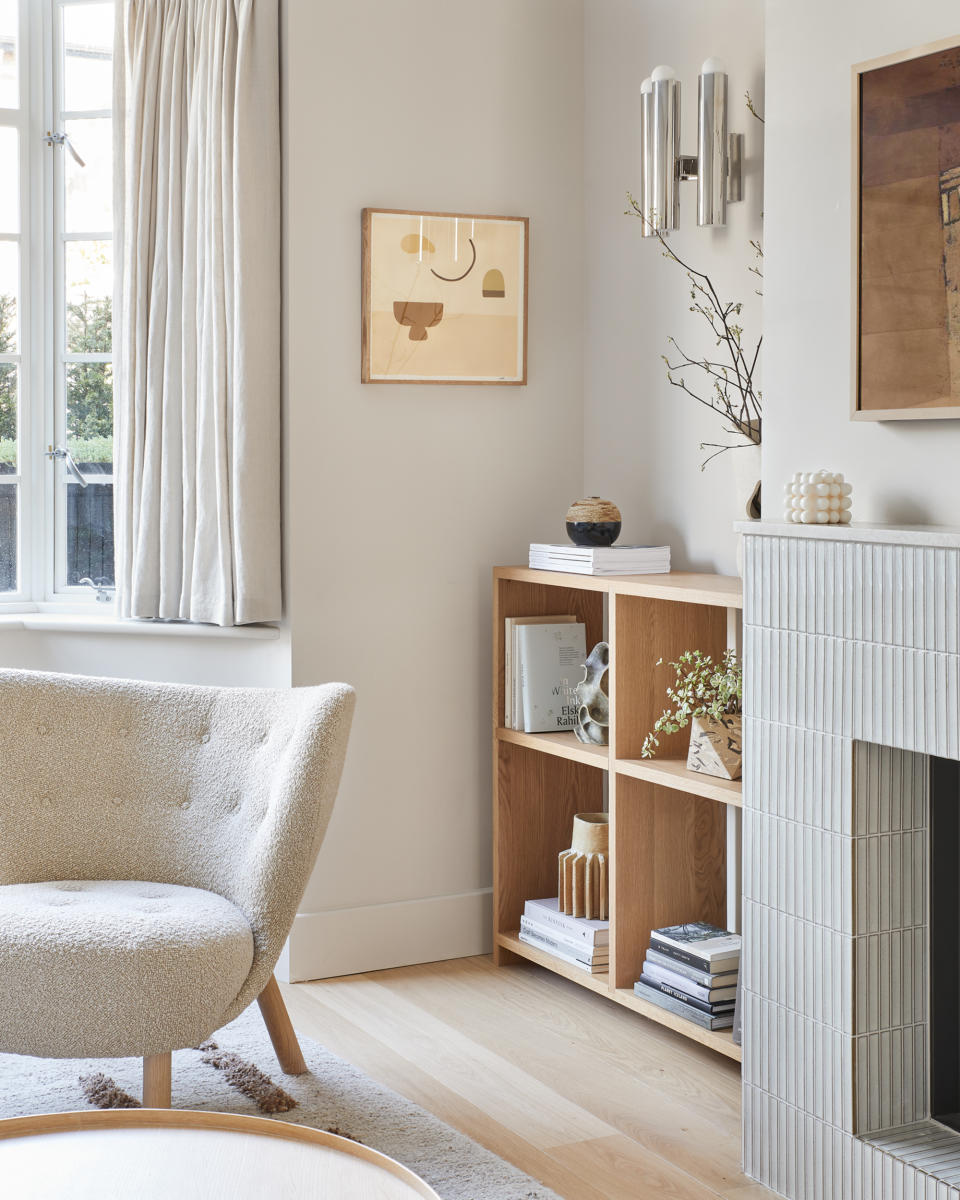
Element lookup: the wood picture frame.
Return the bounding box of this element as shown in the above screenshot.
[852,36,960,421]
[361,208,528,385]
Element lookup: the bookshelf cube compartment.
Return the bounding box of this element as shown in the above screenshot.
[493,577,603,730]
[493,740,604,964]
[610,773,727,989]
[611,593,727,761]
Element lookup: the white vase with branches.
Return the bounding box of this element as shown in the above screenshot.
[627,92,765,527]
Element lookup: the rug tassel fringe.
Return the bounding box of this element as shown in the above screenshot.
[80,1072,141,1109]
[197,1040,298,1114]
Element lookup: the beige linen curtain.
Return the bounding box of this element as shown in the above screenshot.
[114,0,280,625]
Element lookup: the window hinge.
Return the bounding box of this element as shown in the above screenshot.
[43,130,85,167]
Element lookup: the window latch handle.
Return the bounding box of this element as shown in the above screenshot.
[43,130,85,168]
[78,577,113,603]
[46,444,88,489]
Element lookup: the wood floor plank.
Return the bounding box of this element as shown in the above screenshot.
[383,956,741,1118]
[280,955,770,1200]
[286,973,614,1150]
[548,1134,725,1200]
[361,959,744,1194]
[279,980,612,1200]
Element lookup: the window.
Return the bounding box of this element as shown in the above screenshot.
[0,0,114,606]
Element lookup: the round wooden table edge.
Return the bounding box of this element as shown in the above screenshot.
[0,1108,442,1199]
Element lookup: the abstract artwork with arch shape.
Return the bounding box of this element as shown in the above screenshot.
[361,208,528,384]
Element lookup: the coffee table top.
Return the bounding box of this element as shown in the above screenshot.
[0,1108,441,1199]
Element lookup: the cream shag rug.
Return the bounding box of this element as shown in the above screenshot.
[0,1004,561,1200]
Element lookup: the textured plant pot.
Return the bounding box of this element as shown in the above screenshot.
[558,813,609,920]
[564,497,621,547]
[686,713,743,780]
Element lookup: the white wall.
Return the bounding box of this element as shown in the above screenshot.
[763,0,960,525]
[584,0,765,577]
[281,0,586,978]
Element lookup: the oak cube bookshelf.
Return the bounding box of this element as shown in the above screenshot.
[492,566,743,1062]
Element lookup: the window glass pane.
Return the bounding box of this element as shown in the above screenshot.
[66,240,111,351]
[0,240,16,350]
[66,481,113,588]
[0,482,16,593]
[64,118,112,232]
[0,362,14,473]
[66,360,112,447]
[63,3,113,112]
[0,0,17,109]
[66,359,113,588]
[0,126,18,232]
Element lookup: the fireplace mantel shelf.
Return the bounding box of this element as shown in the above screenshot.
[736,520,960,548]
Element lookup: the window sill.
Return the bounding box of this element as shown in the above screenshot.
[0,613,281,640]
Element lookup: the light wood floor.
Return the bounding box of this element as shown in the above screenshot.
[279,955,772,1200]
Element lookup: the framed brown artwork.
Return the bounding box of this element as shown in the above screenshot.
[853,36,960,419]
[361,208,528,385]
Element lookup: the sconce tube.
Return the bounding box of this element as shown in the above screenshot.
[650,66,680,232]
[640,78,655,237]
[697,60,728,226]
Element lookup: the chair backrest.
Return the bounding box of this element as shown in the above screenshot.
[0,668,355,1011]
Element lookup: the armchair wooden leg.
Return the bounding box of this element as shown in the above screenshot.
[143,1052,172,1108]
[257,974,307,1075]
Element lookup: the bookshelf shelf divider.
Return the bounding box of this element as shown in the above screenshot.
[492,565,744,1064]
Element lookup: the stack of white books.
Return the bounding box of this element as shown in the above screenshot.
[518,897,609,974]
[529,543,671,576]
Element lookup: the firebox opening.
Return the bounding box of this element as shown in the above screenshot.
[931,755,960,1132]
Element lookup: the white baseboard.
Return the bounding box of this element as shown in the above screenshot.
[282,888,493,982]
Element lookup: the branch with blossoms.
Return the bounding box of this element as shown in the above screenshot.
[625,192,763,469]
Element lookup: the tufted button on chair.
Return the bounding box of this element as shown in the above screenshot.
[0,668,355,1108]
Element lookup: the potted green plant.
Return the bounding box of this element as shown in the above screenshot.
[641,649,743,780]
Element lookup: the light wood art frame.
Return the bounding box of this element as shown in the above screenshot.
[492,566,743,1062]
[851,34,960,421]
[361,208,528,385]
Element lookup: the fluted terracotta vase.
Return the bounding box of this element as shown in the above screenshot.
[558,813,609,920]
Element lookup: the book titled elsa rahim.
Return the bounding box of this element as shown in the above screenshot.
[522,897,610,946]
[649,923,741,975]
[504,615,576,729]
[517,622,586,733]
[633,980,735,1031]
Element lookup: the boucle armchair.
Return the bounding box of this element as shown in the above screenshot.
[0,668,355,1107]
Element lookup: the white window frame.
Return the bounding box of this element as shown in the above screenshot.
[0,0,114,612]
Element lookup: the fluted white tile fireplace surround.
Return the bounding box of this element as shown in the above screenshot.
[740,521,960,1200]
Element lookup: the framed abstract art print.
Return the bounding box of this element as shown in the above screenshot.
[361,208,528,385]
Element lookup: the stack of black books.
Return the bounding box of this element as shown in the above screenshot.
[634,922,741,1031]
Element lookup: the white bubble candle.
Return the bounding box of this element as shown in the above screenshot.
[783,470,853,525]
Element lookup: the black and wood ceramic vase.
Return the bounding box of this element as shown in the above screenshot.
[565,497,621,547]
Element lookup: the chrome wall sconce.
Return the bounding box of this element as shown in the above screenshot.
[639,59,744,235]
